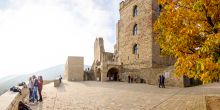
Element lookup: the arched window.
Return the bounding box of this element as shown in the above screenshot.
[133,5,138,17]
[133,24,138,35]
[133,44,138,55]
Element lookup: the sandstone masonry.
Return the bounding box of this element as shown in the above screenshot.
[64,56,84,81]
[91,0,184,87]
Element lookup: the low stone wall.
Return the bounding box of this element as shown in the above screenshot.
[43,80,54,85]
[54,78,61,87]
[0,86,28,110]
[120,66,184,87]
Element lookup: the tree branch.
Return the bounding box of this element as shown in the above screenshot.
[202,5,218,34]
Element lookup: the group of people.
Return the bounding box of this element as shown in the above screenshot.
[128,75,134,83]
[158,75,165,88]
[27,75,43,103]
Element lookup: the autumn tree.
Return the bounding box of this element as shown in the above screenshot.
[154,0,220,83]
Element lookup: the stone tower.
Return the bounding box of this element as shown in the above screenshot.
[94,38,105,65]
[64,56,84,81]
[116,0,174,69]
[92,38,106,81]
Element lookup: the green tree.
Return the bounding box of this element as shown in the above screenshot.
[154,0,220,83]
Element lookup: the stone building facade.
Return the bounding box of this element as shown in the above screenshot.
[91,0,185,87]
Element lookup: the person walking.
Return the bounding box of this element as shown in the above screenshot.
[131,76,133,83]
[161,75,165,88]
[128,75,131,83]
[32,75,38,103]
[59,75,62,83]
[38,76,43,102]
[158,75,162,88]
[27,77,33,102]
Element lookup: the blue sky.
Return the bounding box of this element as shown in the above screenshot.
[0,0,9,9]
[0,0,122,78]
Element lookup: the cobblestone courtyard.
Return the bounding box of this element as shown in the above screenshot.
[28,81,220,110]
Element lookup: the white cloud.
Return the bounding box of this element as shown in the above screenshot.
[0,0,121,77]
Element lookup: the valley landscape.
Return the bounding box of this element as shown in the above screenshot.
[0,64,90,96]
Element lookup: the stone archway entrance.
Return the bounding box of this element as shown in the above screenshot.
[107,68,119,81]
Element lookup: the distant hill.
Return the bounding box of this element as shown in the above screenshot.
[0,64,91,96]
[34,64,65,80]
[0,74,29,95]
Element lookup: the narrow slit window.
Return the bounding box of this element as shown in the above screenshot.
[133,24,138,35]
[133,44,138,55]
[133,5,138,17]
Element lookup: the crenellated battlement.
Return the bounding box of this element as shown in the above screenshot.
[120,0,133,10]
[120,0,158,11]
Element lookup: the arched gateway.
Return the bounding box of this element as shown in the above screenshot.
[107,68,119,81]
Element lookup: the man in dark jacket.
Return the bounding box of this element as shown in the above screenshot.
[161,75,165,88]
[158,75,162,88]
[128,75,131,83]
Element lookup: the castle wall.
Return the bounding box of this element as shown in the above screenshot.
[151,0,176,67]
[97,52,113,81]
[102,52,113,62]
[121,66,184,87]
[152,42,176,67]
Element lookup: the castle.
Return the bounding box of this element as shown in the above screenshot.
[90,0,187,87]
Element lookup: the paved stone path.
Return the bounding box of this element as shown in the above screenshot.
[27,81,220,110]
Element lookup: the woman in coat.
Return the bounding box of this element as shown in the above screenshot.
[38,76,43,102]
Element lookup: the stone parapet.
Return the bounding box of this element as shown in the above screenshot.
[0,86,28,110]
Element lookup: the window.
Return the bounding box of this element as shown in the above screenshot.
[133,5,138,17]
[133,24,138,35]
[133,44,138,55]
